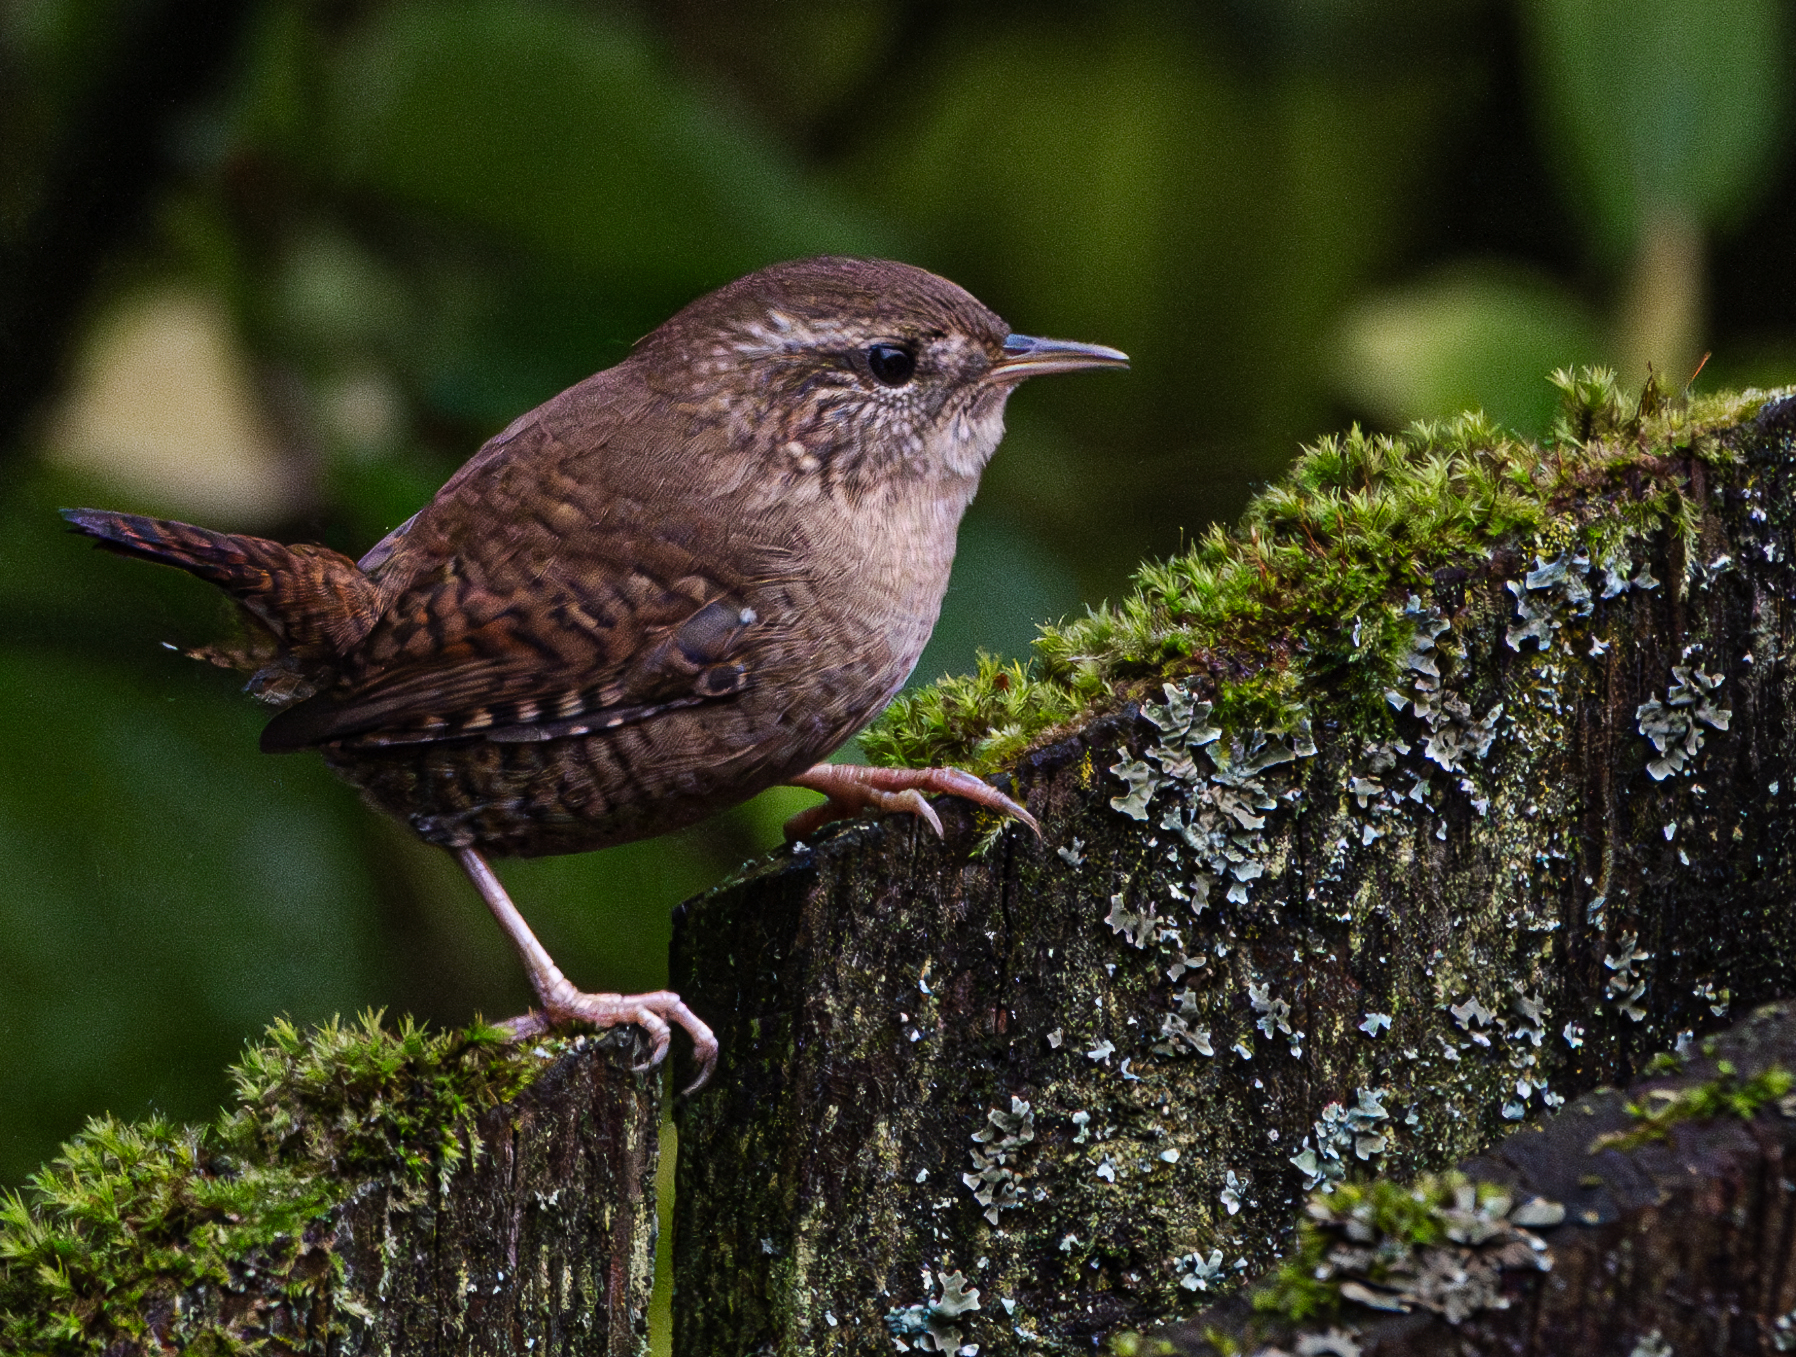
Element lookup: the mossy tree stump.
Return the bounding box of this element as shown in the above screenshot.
[670,385,1796,1354]
[0,1020,660,1355]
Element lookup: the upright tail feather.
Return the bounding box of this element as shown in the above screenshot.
[62,508,380,658]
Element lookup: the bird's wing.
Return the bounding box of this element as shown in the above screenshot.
[261,403,774,753]
[259,576,758,751]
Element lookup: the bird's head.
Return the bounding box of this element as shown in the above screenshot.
[631,256,1127,496]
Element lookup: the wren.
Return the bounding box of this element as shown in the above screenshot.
[63,256,1127,1088]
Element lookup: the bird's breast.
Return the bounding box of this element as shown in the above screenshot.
[737,476,971,743]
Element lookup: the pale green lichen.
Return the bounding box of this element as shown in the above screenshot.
[885,1267,982,1352]
[963,1097,1037,1225]
[866,371,1779,777]
[0,1013,543,1355]
[1603,932,1654,1023]
[1636,664,1732,780]
[1008,371,1788,1339]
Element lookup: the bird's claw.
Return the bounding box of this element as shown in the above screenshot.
[782,762,1039,841]
[498,987,719,1093]
[878,788,943,838]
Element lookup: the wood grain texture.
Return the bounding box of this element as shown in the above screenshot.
[319,1042,660,1356]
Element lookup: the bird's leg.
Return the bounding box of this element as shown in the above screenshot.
[782,762,1040,842]
[452,846,718,1091]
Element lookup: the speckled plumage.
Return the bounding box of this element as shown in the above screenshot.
[65,256,1127,1082]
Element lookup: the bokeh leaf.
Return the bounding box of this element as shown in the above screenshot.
[1333,264,1605,435]
[1524,0,1788,254]
[324,0,887,288]
[0,647,381,1183]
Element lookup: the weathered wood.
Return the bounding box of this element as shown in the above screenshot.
[316,1038,660,1356]
[0,1024,659,1355]
[670,395,1796,1354]
[1134,999,1796,1355]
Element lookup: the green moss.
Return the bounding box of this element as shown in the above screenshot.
[864,654,1084,773]
[866,371,1780,775]
[0,1012,542,1354]
[1108,1331,1192,1356]
[1591,1060,1794,1153]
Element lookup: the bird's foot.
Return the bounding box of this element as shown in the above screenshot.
[499,986,719,1093]
[783,762,1040,842]
[451,847,719,1091]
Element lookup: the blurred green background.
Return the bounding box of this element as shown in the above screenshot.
[2,0,1794,1189]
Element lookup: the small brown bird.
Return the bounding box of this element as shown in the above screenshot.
[64,257,1126,1087]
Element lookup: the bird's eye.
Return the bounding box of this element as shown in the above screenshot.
[866,343,916,387]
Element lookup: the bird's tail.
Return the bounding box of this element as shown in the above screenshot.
[61,508,380,659]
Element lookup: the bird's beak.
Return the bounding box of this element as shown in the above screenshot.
[989,333,1130,382]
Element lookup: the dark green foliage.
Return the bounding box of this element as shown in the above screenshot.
[0,1013,539,1354]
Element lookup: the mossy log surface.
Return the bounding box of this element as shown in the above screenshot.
[0,1023,659,1355]
[1139,1000,1796,1355]
[670,392,1796,1355]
